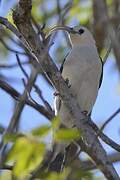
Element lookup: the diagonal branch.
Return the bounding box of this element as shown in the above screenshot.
[1,152,120,175]
[3,67,37,134]
[101,107,120,131]
[0,61,28,68]
[0,67,38,168]
[72,152,120,171]
[88,120,120,152]
[0,38,26,55]
[0,79,53,120]
[16,54,52,112]
[0,76,119,154]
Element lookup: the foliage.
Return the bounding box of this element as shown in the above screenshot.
[1,121,85,179]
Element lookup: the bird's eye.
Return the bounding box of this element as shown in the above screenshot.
[70,27,74,31]
[79,29,84,35]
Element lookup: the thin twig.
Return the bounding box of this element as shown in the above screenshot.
[0,67,37,147]
[0,67,38,168]
[6,68,37,133]
[16,54,52,112]
[50,0,72,49]
[0,38,26,55]
[0,16,39,62]
[31,16,46,41]
[0,79,54,119]
[16,54,29,78]
[1,152,120,173]
[73,152,120,171]
[0,61,28,68]
[88,120,120,152]
[101,107,120,131]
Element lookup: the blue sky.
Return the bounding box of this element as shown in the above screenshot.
[0,0,120,177]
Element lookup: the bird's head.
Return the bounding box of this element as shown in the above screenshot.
[47,25,95,46]
[69,26,95,46]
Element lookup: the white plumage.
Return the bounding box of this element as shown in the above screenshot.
[54,26,102,128]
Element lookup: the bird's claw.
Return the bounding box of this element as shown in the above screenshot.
[54,91,60,96]
[65,78,71,88]
[82,110,88,116]
[81,111,91,124]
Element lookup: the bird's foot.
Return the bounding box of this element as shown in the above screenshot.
[53,91,60,96]
[65,78,71,88]
[81,111,90,124]
[82,110,88,116]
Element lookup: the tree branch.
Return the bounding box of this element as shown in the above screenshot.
[6,68,36,133]
[0,67,39,168]
[101,107,120,131]
[0,61,28,68]
[0,79,53,120]
[0,37,26,55]
[93,0,120,70]
[72,152,120,171]
[16,54,52,112]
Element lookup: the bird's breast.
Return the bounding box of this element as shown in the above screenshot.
[61,45,102,114]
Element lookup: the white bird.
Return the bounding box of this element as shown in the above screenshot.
[48,26,103,167]
[54,26,103,128]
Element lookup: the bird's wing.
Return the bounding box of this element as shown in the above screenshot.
[99,56,103,89]
[60,52,69,73]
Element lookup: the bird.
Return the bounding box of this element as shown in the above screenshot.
[47,26,103,171]
[54,25,103,128]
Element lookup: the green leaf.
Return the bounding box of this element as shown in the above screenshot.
[31,125,50,137]
[6,10,14,25]
[52,116,61,129]
[54,128,81,142]
[3,133,25,143]
[45,168,70,180]
[6,136,45,177]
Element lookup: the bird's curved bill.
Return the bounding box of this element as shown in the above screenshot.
[46,26,77,39]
